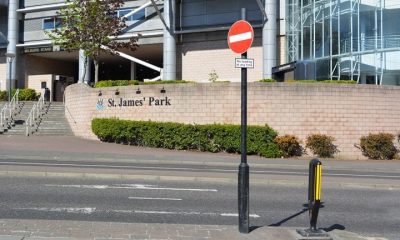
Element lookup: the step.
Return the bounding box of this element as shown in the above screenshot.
[1,101,72,136]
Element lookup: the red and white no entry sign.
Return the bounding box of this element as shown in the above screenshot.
[227,20,254,54]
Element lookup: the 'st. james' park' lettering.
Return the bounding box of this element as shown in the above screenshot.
[149,97,171,106]
[98,97,172,110]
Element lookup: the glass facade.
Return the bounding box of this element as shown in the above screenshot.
[286,0,400,85]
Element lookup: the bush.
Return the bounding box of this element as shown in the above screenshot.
[95,80,191,88]
[360,133,397,160]
[259,79,277,83]
[92,118,281,158]
[0,89,38,101]
[18,89,39,101]
[306,134,338,158]
[0,91,7,101]
[275,135,304,157]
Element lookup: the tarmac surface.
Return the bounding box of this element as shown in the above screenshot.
[0,135,397,240]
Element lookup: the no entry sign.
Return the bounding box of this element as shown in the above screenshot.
[227,20,254,54]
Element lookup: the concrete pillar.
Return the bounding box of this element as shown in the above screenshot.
[162,0,176,80]
[130,62,136,80]
[263,0,277,79]
[78,49,91,84]
[6,0,19,89]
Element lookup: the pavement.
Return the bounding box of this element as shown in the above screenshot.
[0,219,389,240]
[0,135,397,240]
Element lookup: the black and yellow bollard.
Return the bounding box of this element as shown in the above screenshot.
[297,159,330,238]
[308,159,322,231]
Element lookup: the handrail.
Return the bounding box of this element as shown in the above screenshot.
[25,96,45,136]
[0,104,7,132]
[0,89,20,133]
[9,89,19,112]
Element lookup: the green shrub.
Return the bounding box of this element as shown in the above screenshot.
[275,135,304,157]
[92,118,281,158]
[18,89,39,101]
[259,79,277,83]
[306,134,338,158]
[0,89,38,101]
[360,133,397,160]
[95,80,191,88]
[0,91,7,101]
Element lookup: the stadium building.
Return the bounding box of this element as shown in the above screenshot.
[1,0,399,101]
[283,0,400,84]
[0,0,286,100]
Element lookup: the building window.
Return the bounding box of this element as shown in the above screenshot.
[41,82,47,89]
[43,17,63,30]
[118,8,146,21]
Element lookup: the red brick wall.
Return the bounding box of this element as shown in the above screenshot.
[65,83,400,159]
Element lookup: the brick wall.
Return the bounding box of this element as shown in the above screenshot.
[65,83,400,159]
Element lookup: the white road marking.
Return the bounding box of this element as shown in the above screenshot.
[114,210,260,218]
[220,213,260,218]
[15,208,260,218]
[17,207,96,214]
[128,197,182,201]
[45,184,218,192]
[229,32,252,43]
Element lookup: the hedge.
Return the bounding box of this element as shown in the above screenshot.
[92,118,281,158]
[95,80,191,88]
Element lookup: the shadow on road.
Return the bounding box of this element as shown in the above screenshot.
[268,203,325,227]
[323,224,346,232]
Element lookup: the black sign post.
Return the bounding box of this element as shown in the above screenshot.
[238,8,249,234]
[238,49,249,234]
[227,9,253,234]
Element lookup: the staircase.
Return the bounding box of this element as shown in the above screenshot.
[36,102,73,136]
[2,101,33,135]
[0,101,73,136]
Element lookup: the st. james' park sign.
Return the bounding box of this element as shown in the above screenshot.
[97,96,172,110]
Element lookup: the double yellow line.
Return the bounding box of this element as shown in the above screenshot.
[315,165,322,201]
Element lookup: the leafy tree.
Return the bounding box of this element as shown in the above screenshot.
[46,0,138,84]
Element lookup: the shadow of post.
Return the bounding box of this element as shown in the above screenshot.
[323,224,346,232]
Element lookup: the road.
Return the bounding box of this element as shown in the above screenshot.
[0,158,399,240]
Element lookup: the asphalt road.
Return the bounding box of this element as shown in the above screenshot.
[0,174,399,240]
[0,136,399,239]
[1,158,400,180]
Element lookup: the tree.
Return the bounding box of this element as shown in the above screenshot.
[46,0,138,84]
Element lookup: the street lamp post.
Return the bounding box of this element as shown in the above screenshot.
[5,52,15,102]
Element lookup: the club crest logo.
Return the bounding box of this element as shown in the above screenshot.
[96,99,105,110]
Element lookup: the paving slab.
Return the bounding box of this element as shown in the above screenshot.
[0,220,388,240]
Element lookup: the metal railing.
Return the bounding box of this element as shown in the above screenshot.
[25,96,45,136]
[0,89,20,133]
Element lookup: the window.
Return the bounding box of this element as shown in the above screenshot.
[43,17,63,30]
[118,8,146,21]
[41,82,47,89]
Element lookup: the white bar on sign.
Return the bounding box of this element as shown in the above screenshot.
[229,32,252,43]
[235,58,254,68]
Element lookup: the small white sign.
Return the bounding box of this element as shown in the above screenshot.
[235,58,254,69]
